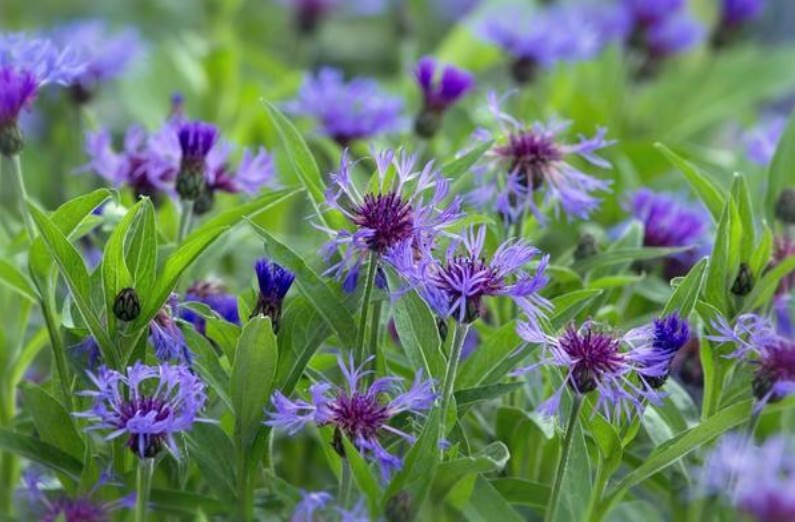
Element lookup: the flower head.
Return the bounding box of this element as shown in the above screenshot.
[286,68,403,146]
[708,313,795,405]
[626,188,709,278]
[50,20,142,103]
[76,362,207,458]
[251,258,295,331]
[397,226,549,331]
[413,56,474,138]
[744,116,785,166]
[266,355,435,479]
[291,490,333,522]
[149,299,192,364]
[515,321,662,419]
[320,148,461,291]
[700,433,795,522]
[625,313,690,388]
[474,94,614,223]
[720,0,765,27]
[645,13,704,58]
[181,280,240,335]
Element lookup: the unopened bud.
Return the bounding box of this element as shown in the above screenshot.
[573,233,599,261]
[774,188,795,224]
[385,491,413,522]
[0,122,24,157]
[510,57,537,85]
[113,287,141,322]
[414,110,442,139]
[731,263,754,296]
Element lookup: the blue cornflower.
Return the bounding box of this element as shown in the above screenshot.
[395,226,549,332]
[744,116,785,166]
[50,19,142,103]
[149,298,192,364]
[413,56,474,138]
[319,148,461,292]
[286,68,403,146]
[645,13,704,58]
[0,32,84,153]
[75,362,208,458]
[472,93,614,223]
[621,0,704,65]
[481,3,628,83]
[700,434,795,522]
[709,314,795,406]
[626,188,709,278]
[251,258,295,332]
[624,313,690,388]
[180,280,241,335]
[514,321,661,420]
[266,355,435,479]
[291,491,333,522]
[721,0,765,27]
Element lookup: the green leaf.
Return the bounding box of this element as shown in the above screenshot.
[262,101,328,226]
[0,259,37,301]
[150,489,225,516]
[231,317,278,450]
[433,442,509,500]
[250,224,358,348]
[183,327,233,411]
[749,223,773,278]
[462,475,524,522]
[392,288,445,382]
[703,198,736,315]
[341,435,382,516]
[455,383,523,407]
[186,423,237,501]
[655,143,726,222]
[730,174,755,257]
[490,478,549,509]
[457,321,521,388]
[662,257,708,318]
[126,198,157,297]
[742,255,795,312]
[102,199,142,337]
[22,383,84,461]
[27,202,118,367]
[446,141,493,194]
[573,247,689,273]
[276,296,330,395]
[549,289,604,330]
[605,400,753,505]
[0,428,82,479]
[765,109,795,222]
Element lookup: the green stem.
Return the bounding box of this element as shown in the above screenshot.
[368,298,383,373]
[135,458,155,522]
[585,457,610,522]
[8,154,36,240]
[177,200,193,244]
[355,253,378,366]
[237,446,253,521]
[439,322,471,440]
[40,292,72,410]
[546,395,583,522]
[339,459,353,509]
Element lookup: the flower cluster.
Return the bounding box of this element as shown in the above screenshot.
[82,104,274,209]
[76,363,208,459]
[471,93,614,224]
[286,67,403,146]
[319,148,461,291]
[266,355,435,479]
[515,313,690,419]
[700,433,795,522]
[709,313,795,406]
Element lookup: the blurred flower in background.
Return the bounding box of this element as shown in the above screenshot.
[744,115,786,165]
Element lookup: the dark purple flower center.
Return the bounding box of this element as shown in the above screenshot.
[42,497,108,522]
[351,192,415,254]
[560,326,624,394]
[328,391,390,442]
[495,131,562,189]
[119,396,172,458]
[431,257,503,323]
[755,340,795,402]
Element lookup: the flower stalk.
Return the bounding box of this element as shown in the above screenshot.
[439,322,471,438]
[135,458,154,522]
[355,252,378,367]
[546,394,583,522]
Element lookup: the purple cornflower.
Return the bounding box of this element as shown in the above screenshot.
[701,434,795,522]
[286,68,403,147]
[319,148,461,292]
[473,93,614,223]
[0,33,84,154]
[50,20,142,103]
[251,258,295,332]
[481,3,628,83]
[413,56,474,138]
[396,226,549,332]
[709,314,795,406]
[175,120,218,200]
[645,13,705,58]
[23,467,130,522]
[621,0,703,68]
[623,0,685,27]
[744,116,785,166]
[626,188,709,279]
[291,490,333,522]
[180,280,240,335]
[149,299,192,364]
[75,362,208,458]
[515,321,662,419]
[266,355,435,479]
[624,313,690,388]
